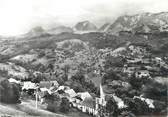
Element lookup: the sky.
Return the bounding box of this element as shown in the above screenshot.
[0,0,168,36]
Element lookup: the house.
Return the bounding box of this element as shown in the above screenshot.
[72,95,98,116]
[77,92,93,101]
[22,81,37,90]
[39,81,59,89]
[119,31,132,36]
[133,96,155,109]
[33,71,42,77]
[141,59,151,65]
[81,98,98,115]
[57,85,70,91]
[135,70,151,78]
[64,89,76,98]
[40,87,52,94]
[8,78,20,84]
[112,94,127,109]
[38,81,59,103]
[70,86,106,116]
[123,67,137,75]
[38,88,50,104]
[155,57,162,62]
[22,81,37,95]
[127,58,142,64]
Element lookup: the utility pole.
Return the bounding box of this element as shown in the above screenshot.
[35,84,39,109]
[35,88,38,109]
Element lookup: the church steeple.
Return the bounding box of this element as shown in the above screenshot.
[100,84,105,100]
[95,84,106,111]
[99,84,106,106]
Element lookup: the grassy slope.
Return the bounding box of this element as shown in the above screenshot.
[0,100,66,117]
[0,99,92,117]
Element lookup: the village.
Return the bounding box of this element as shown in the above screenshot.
[9,77,107,116]
[7,72,160,117]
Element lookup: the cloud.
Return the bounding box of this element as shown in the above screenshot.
[0,0,168,36]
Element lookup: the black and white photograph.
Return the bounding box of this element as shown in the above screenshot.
[0,0,167,117]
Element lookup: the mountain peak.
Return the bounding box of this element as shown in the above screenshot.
[74,20,97,31]
[29,26,45,34]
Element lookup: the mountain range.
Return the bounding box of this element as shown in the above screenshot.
[103,12,168,35]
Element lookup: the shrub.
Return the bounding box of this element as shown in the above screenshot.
[59,97,70,113]
[0,78,21,103]
[46,93,61,112]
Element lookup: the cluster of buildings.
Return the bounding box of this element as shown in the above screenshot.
[8,77,157,117]
[8,78,106,116]
[123,56,168,78]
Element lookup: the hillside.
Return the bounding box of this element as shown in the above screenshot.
[0,100,66,117]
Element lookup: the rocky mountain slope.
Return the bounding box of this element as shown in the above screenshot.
[106,12,168,35]
[98,23,111,32]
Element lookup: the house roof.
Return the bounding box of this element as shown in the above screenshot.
[57,85,70,91]
[22,81,37,90]
[133,96,155,109]
[8,78,20,84]
[39,81,52,89]
[77,92,92,101]
[112,94,127,109]
[81,97,95,109]
[39,81,59,89]
[64,89,76,97]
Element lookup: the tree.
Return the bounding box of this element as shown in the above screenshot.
[48,63,54,72]
[129,72,142,89]
[102,69,121,85]
[0,78,21,103]
[142,80,167,101]
[46,93,61,112]
[106,97,118,117]
[104,56,124,69]
[70,81,84,93]
[59,97,70,113]
[31,77,40,83]
[61,64,70,81]
[0,69,8,77]
[71,72,85,84]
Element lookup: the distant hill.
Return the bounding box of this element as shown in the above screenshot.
[74,20,97,31]
[56,39,89,51]
[47,26,73,35]
[25,26,47,37]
